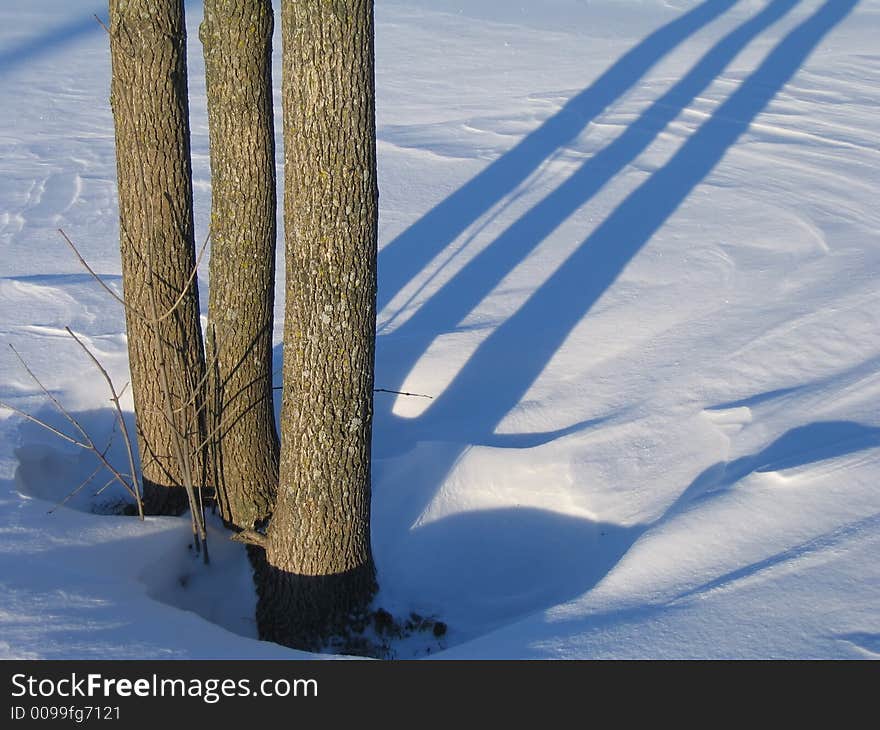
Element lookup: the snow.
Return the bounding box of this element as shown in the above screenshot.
[1,0,879,659]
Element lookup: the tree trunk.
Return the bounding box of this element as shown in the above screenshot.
[200,0,279,530]
[256,0,379,651]
[108,0,207,515]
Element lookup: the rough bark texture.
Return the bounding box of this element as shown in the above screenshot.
[108,0,207,515]
[257,0,378,651]
[200,0,279,530]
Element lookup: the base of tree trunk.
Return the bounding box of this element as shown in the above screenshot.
[141,479,190,516]
[252,550,377,652]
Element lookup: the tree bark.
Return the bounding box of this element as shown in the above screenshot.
[200,0,279,530]
[108,0,207,515]
[256,0,379,651]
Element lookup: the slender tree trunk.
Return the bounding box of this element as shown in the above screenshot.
[256,0,379,651]
[108,0,207,515]
[200,0,279,530]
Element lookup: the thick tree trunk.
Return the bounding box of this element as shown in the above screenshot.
[108,0,207,515]
[256,0,379,651]
[200,0,279,530]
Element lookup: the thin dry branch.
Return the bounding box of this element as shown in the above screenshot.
[145,247,209,563]
[168,346,219,416]
[374,388,433,399]
[1,351,141,511]
[0,401,87,448]
[47,432,118,514]
[93,13,110,35]
[9,344,91,444]
[149,228,209,324]
[270,383,433,399]
[65,326,143,519]
[57,229,128,310]
[48,461,103,514]
[93,474,127,498]
[57,227,209,326]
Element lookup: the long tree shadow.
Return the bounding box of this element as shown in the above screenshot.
[373,0,860,597]
[376,0,801,400]
[0,1,202,76]
[0,6,107,74]
[376,0,740,312]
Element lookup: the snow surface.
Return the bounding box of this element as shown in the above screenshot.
[1,0,879,659]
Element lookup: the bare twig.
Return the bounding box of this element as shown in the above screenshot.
[167,346,219,415]
[48,461,103,514]
[270,385,433,399]
[1,352,141,508]
[47,432,118,514]
[145,249,208,563]
[57,222,212,533]
[93,14,111,35]
[0,401,87,448]
[57,229,128,310]
[65,326,143,519]
[9,344,91,444]
[57,227,209,326]
[151,229,209,324]
[374,388,433,399]
[93,475,126,498]
[191,402,251,455]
